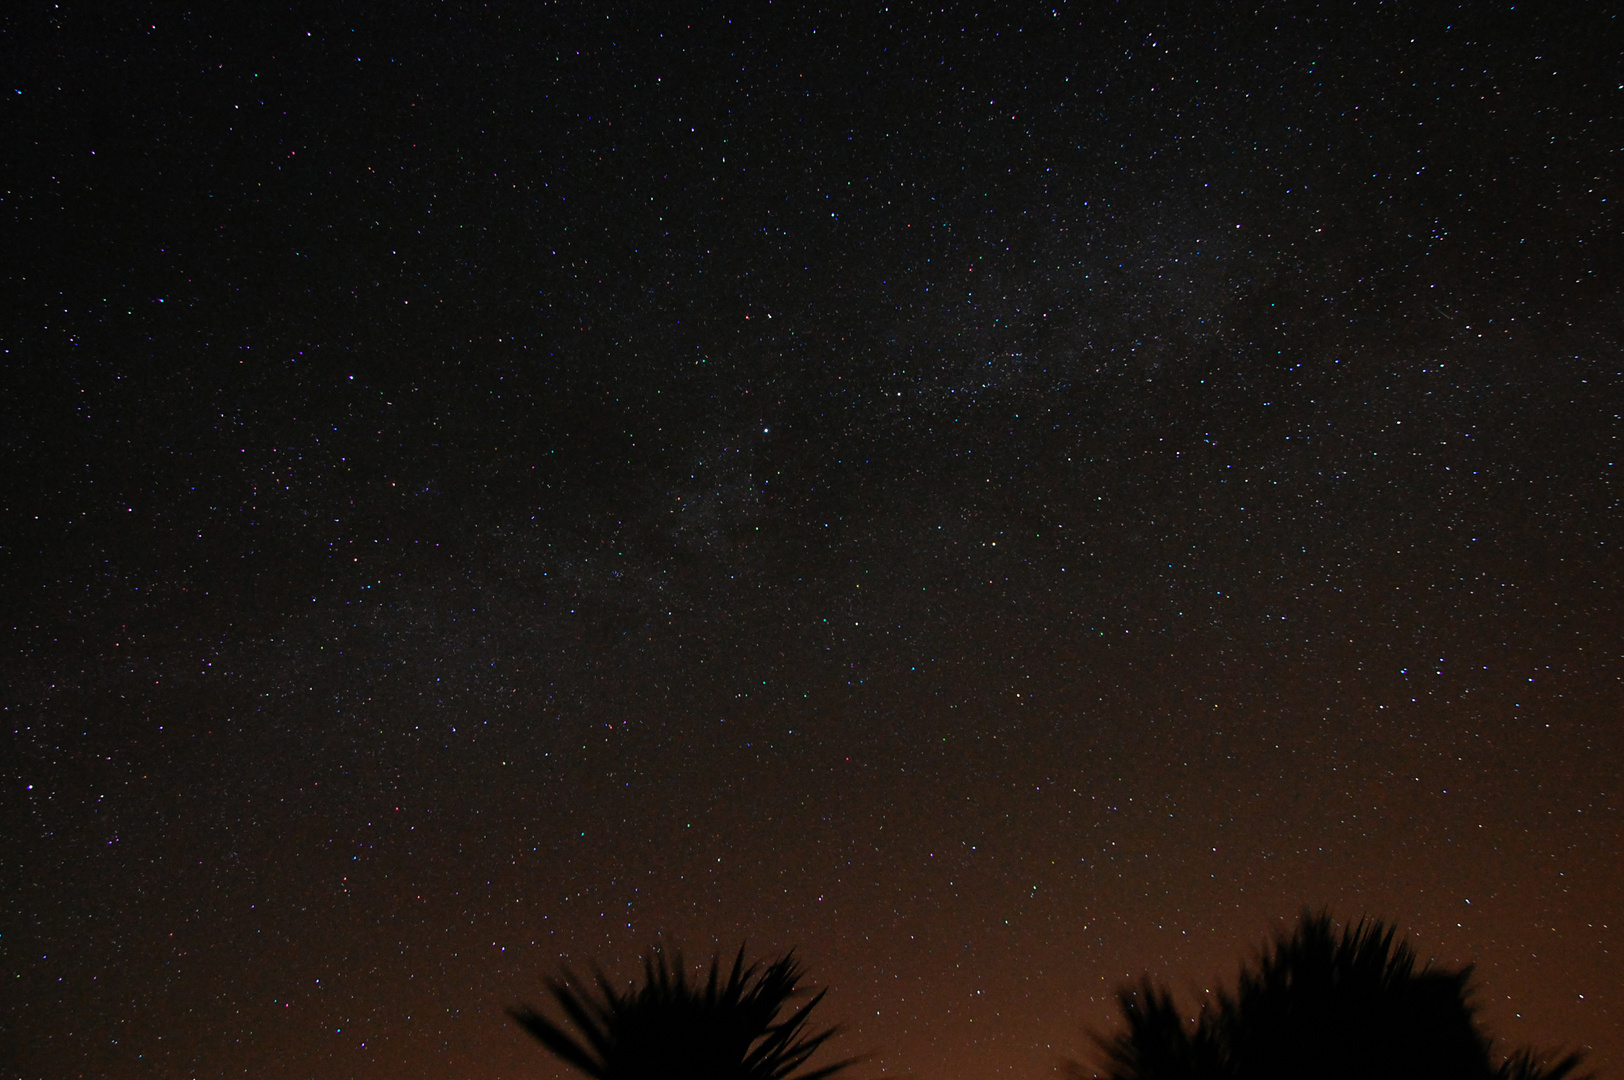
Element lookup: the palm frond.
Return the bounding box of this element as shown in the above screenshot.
[1074,910,1591,1080]
[1082,976,1221,1080]
[511,944,861,1080]
[1494,1047,1592,1080]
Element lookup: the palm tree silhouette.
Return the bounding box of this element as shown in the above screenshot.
[1078,910,1589,1080]
[510,945,861,1080]
[1088,976,1223,1080]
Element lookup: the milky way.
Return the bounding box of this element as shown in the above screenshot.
[6,5,1619,1079]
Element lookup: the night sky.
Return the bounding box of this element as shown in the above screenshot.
[5,3,1620,1078]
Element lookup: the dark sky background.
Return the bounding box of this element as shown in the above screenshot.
[4,2,1620,1078]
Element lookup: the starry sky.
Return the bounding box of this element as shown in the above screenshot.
[4,3,1620,1078]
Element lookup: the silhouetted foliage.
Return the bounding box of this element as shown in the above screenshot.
[510,945,860,1080]
[1076,910,1590,1080]
[1092,977,1224,1080]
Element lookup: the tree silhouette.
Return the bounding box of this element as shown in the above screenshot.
[1090,976,1223,1080]
[1078,910,1589,1080]
[510,945,861,1080]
